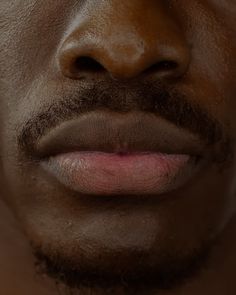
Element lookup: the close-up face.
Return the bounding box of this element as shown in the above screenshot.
[0,0,236,293]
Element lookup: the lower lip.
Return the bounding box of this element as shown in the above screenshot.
[41,152,196,195]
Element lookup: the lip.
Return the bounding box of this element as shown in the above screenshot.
[42,152,199,195]
[37,110,205,195]
[36,110,205,157]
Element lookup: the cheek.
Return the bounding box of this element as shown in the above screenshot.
[177,1,236,132]
[0,1,72,91]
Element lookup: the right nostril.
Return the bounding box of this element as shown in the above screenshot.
[73,56,105,74]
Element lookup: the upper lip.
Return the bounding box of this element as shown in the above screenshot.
[35,110,205,158]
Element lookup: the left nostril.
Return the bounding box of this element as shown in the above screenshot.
[147,60,178,75]
[156,60,178,71]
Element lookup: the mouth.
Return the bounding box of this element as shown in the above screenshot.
[36,110,206,196]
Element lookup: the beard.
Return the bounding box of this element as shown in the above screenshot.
[32,234,214,293]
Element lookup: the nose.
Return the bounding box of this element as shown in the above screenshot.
[57,2,190,81]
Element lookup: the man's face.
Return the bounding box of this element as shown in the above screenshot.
[0,0,236,292]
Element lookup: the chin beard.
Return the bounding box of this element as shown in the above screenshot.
[32,241,212,293]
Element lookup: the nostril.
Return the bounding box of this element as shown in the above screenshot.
[73,56,105,74]
[148,60,178,74]
[157,60,178,71]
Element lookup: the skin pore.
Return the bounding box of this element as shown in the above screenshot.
[0,0,236,294]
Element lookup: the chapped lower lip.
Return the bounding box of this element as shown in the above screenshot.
[41,151,200,196]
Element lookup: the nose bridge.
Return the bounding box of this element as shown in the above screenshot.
[58,1,190,80]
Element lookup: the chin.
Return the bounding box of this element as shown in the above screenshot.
[32,228,212,292]
[18,180,225,292]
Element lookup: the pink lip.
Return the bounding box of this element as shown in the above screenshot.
[41,152,196,195]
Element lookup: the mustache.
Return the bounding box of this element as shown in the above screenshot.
[18,80,224,153]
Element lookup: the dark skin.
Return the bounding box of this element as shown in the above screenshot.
[0,0,236,294]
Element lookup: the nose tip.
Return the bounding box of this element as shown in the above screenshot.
[57,23,190,81]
